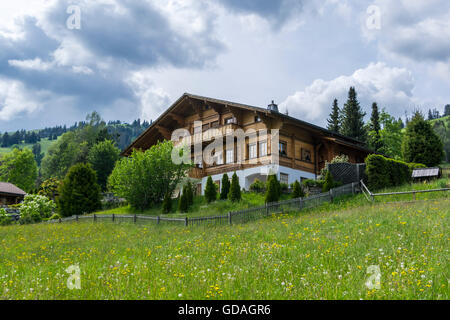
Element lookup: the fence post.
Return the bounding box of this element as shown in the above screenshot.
[112,214,115,222]
[94,214,96,222]
[330,189,334,202]
[413,192,416,201]
[228,212,232,225]
[185,217,188,227]
[299,198,303,210]
[351,182,355,195]
[157,216,160,225]
[58,218,61,223]
[76,215,78,222]
[134,214,137,223]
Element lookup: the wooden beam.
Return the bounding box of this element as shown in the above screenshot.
[155,125,171,140]
[169,113,184,126]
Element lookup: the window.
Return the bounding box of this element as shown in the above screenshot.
[215,151,224,165]
[226,149,234,164]
[249,143,257,159]
[202,123,209,131]
[211,120,219,128]
[255,115,261,123]
[280,173,289,185]
[301,148,312,162]
[259,140,267,157]
[225,117,236,124]
[279,141,287,156]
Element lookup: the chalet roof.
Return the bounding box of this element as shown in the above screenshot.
[0,182,27,196]
[411,167,440,178]
[122,93,373,155]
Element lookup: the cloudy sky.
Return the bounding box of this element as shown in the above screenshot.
[1,0,449,131]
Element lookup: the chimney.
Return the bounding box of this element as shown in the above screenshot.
[267,100,279,112]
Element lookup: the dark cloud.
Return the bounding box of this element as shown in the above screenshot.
[0,0,224,128]
[217,0,305,27]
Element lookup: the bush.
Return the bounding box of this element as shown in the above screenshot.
[265,175,280,203]
[177,190,189,213]
[19,194,56,224]
[291,180,305,198]
[205,176,217,203]
[57,163,102,217]
[365,154,424,190]
[0,208,12,226]
[38,178,61,201]
[322,170,336,192]
[280,183,289,193]
[249,178,265,193]
[220,173,230,200]
[108,141,191,210]
[185,181,194,206]
[229,172,241,202]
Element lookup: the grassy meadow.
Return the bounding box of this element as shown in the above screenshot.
[0,193,448,299]
[0,137,57,156]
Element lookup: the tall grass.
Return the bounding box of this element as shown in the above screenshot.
[0,197,448,300]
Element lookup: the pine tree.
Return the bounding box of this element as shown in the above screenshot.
[341,87,367,142]
[368,102,382,152]
[204,176,217,203]
[428,109,433,120]
[327,98,341,133]
[228,172,241,202]
[220,173,230,200]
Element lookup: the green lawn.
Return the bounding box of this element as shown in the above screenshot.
[96,192,293,218]
[0,195,448,299]
[0,137,57,156]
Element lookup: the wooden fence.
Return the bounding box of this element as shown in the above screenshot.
[46,182,360,227]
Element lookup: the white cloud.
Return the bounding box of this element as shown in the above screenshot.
[8,58,52,71]
[280,62,417,125]
[0,79,41,121]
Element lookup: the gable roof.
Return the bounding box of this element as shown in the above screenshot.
[0,182,27,196]
[122,93,372,155]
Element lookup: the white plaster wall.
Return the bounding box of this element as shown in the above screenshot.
[198,165,316,194]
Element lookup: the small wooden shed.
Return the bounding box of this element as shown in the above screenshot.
[0,182,26,205]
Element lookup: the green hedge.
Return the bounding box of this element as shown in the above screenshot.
[365,154,426,190]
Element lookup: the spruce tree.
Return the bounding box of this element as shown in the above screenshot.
[228,172,241,202]
[185,181,194,206]
[204,176,217,203]
[402,111,444,167]
[327,98,341,133]
[341,87,367,142]
[177,189,188,212]
[292,180,305,199]
[162,191,172,214]
[220,173,231,200]
[265,175,280,203]
[368,102,382,152]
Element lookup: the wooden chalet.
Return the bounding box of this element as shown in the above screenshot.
[123,93,372,194]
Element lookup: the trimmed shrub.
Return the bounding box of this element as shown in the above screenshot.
[229,172,242,202]
[265,175,280,203]
[205,176,217,203]
[185,181,194,206]
[322,170,335,192]
[177,190,188,213]
[57,163,102,217]
[249,178,265,193]
[366,154,425,190]
[220,173,230,200]
[162,191,172,214]
[291,180,305,198]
